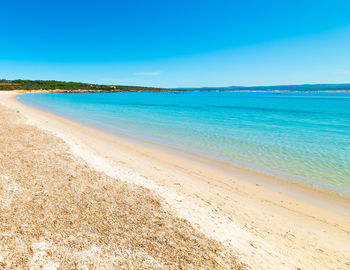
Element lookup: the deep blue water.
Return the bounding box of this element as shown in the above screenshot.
[19,92,350,196]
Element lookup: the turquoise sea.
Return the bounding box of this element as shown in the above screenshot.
[19,92,350,197]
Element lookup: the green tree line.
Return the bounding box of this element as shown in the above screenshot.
[0,79,170,92]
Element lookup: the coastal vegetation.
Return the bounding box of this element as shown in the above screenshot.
[0,79,170,92]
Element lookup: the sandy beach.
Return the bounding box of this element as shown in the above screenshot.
[1,91,350,269]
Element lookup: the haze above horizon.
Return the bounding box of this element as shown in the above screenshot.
[1,0,350,88]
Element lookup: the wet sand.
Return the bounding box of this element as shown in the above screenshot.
[1,91,350,269]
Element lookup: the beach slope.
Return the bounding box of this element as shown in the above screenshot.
[0,91,350,269]
[0,93,243,269]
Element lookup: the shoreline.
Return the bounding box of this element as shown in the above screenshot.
[17,92,350,216]
[54,108,350,216]
[2,91,350,269]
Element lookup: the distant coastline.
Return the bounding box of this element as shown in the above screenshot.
[2,79,350,93]
[175,83,350,92]
[182,89,350,93]
[12,89,350,94]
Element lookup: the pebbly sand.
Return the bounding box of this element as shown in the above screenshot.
[0,91,350,269]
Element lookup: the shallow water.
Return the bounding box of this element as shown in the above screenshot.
[19,92,350,196]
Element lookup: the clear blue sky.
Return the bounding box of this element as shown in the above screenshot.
[1,0,350,87]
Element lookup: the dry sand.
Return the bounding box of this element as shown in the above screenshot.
[0,93,243,269]
[0,91,350,269]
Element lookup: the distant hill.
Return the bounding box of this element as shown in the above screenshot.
[176,83,350,92]
[0,79,170,92]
